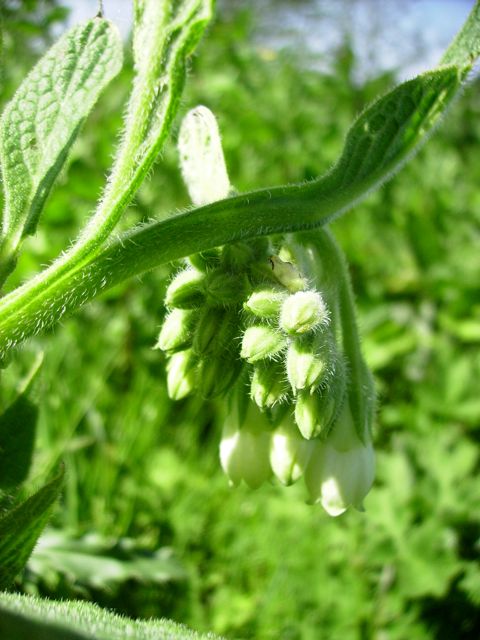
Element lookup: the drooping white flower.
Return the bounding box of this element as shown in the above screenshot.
[304,403,375,516]
[219,409,272,489]
[270,418,314,486]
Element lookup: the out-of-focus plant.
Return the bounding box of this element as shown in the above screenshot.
[0,0,479,637]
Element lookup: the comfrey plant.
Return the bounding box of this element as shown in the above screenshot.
[0,0,479,636]
[157,105,376,515]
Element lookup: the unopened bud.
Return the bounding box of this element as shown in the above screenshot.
[188,248,221,272]
[205,271,248,306]
[156,308,194,352]
[294,354,346,438]
[270,420,314,485]
[250,361,289,409]
[240,325,287,363]
[294,385,343,440]
[178,105,230,206]
[222,242,255,271]
[243,287,286,319]
[166,349,197,400]
[270,255,306,292]
[193,308,238,356]
[165,268,205,309]
[280,291,329,335]
[286,336,331,393]
[197,356,242,399]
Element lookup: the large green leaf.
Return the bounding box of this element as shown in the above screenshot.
[0,17,122,276]
[0,592,223,640]
[0,467,64,588]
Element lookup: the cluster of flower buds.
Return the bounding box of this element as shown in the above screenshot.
[157,104,376,516]
[241,256,346,442]
[156,240,270,399]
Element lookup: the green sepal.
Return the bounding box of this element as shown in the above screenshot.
[0,353,43,489]
[187,248,221,272]
[250,361,290,409]
[192,308,238,356]
[197,356,242,399]
[294,361,347,440]
[204,271,249,307]
[221,242,256,271]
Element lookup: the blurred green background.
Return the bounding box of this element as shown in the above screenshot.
[1,1,479,638]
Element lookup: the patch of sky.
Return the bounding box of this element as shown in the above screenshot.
[63,0,474,80]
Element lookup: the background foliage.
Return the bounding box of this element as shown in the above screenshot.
[1,1,479,638]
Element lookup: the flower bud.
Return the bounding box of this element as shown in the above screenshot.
[178,105,230,206]
[294,386,343,440]
[205,271,248,306]
[293,356,347,438]
[166,349,197,400]
[193,308,238,356]
[304,404,375,516]
[220,415,272,489]
[243,287,287,319]
[286,336,331,393]
[240,325,287,363]
[187,248,221,272]
[156,308,194,352]
[221,242,255,271]
[270,255,306,292]
[250,361,289,409]
[197,356,242,399]
[270,419,314,486]
[280,291,329,335]
[165,268,205,309]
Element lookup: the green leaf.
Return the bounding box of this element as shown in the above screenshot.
[0,396,37,489]
[441,0,480,68]
[0,591,224,640]
[0,466,64,588]
[0,353,43,489]
[320,67,460,200]
[0,18,122,273]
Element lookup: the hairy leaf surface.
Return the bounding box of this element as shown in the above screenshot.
[0,467,64,588]
[0,591,223,639]
[0,18,122,264]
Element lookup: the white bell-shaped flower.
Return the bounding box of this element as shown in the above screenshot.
[220,408,272,489]
[304,403,375,516]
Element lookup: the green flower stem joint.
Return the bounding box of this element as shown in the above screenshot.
[155,105,376,516]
